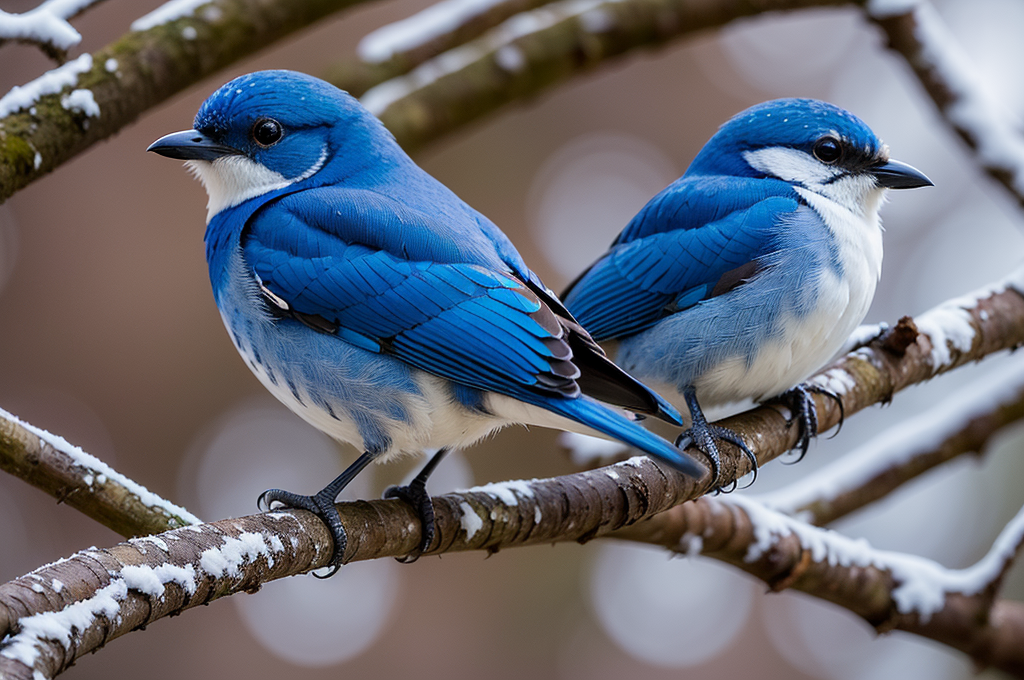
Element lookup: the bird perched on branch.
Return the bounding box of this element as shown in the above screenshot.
[563,98,932,485]
[148,70,702,572]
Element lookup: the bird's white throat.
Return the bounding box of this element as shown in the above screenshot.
[185,148,327,222]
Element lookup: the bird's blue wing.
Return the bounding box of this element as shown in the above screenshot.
[564,194,799,340]
[242,188,602,404]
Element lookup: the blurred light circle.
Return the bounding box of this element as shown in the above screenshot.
[762,590,970,680]
[717,9,861,95]
[234,559,398,667]
[185,397,399,667]
[589,543,755,667]
[526,133,677,284]
[0,204,17,295]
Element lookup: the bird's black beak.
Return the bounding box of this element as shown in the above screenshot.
[147,130,242,161]
[870,159,933,189]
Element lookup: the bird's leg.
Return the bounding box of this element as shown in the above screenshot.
[675,386,758,490]
[258,450,376,577]
[383,448,449,564]
[778,383,845,463]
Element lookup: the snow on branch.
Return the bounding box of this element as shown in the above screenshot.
[326,0,560,96]
[755,356,1024,525]
[365,0,846,151]
[0,0,103,60]
[0,407,200,537]
[614,492,1024,674]
[0,0,382,204]
[869,0,1024,207]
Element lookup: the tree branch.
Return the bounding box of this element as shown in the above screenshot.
[0,0,381,203]
[868,0,1024,208]
[613,494,1024,677]
[0,407,200,537]
[363,0,852,151]
[4,271,1024,677]
[325,0,560,96]
[0,0,105,62]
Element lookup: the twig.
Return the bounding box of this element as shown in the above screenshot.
[0,0,105,61]
[326,0,560,96]
[0,0,382,203]
[0,408,200,537]
[869,0,1024,208]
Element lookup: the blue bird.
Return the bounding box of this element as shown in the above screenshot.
[563,99,932,485]
[148,70,703,571]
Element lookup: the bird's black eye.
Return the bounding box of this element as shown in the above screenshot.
[813,136,842,164]
[252,118,283,147]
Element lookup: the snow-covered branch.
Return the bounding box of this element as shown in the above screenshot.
[0,510,332,680]
[869,0,1024,208]
[0,0,381,203]
[0,0,103,61]
[613,493,1024,676]
[755,359,1024,525]
[0,408,200,537]
[364,0,849,150]
[326,0,560,96]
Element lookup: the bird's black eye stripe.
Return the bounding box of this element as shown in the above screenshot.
[252,118,283,147]
[813,136,843,164]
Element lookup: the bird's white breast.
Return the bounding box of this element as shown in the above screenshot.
[695,179,884,405]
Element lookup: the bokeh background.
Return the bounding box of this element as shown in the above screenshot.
[2,0,1024,677]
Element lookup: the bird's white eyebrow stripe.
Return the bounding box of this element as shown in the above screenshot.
[742,147,841,186]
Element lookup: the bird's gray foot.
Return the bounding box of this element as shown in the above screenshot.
[257,450,377,577]
[779,383,845,463]
[382,448,449,563]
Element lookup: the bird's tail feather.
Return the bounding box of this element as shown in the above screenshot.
[545,396,704,478]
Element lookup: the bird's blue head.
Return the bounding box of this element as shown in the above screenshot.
[688,99,930,213]
[148,70,399,220]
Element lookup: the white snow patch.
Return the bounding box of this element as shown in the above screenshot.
[181,25,197,39]
[836,322,888,356]
[199,532,280,578]
[131,0,211,31]
[0,53,92,118]
[459,501,483,539]
[358,0,513,62]
[61,88,98,116]
[51,579,64,593]
[33,151,42,169]
[915,306,975,368]
[679,533,703,557]
[361,0,619,115]
[605,469,620,480]
[494,44,525,72]
[807,366,857,397]
[104,57,118,73]
[534,505,542,524]
[726,495,1024,621]
[129,535,170,553]
[757,357,1024,517]
[121,563,197,598]
[31,583,44,593]
[462,479,536,506]
[0,407,202,526]
[0,0,99,52]
[0,580,126,667]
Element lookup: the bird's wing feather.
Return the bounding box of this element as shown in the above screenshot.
[242,187,670,413]
[563,194,799,340]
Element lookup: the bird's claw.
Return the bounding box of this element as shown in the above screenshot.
[258,487,347,577]
[779,383,845,463]
[383,482,436,563]
[675,424,757,492]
